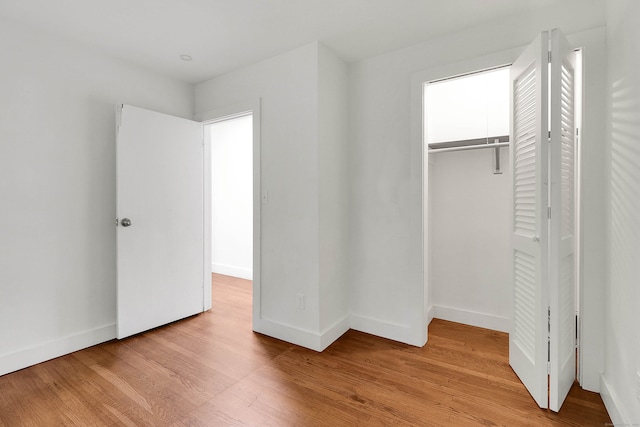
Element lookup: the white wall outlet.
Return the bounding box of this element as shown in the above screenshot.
[296,293,305,310]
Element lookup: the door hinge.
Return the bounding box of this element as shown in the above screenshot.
[575,314,579,348]
[547,306,551,374]
[548,51,552,63]
[115,217,119,227]
[547,306,551,350]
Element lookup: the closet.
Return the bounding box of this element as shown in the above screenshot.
[422,29,581,412]
[426,67,512,333]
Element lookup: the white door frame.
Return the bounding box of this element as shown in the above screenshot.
[195,99,261,319]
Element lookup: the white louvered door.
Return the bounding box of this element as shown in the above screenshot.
[509,32,549,409]
[509,29,577,411]
[549,29,577,412]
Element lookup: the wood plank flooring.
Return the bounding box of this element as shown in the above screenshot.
[0,273,611,426]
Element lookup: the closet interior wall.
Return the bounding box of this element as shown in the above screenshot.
[429,146,512,332]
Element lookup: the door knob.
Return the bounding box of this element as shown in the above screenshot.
[121,218,132,227]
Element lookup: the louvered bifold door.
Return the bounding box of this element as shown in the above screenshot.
[509,32,550,409]
[548,29,577,412]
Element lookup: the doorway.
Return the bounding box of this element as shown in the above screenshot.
[197,99,261,319]
[208,114,253,281]
[425,66,512,333]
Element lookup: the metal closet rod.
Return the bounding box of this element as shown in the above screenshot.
[428,141,510,154]
[428,135,510,154]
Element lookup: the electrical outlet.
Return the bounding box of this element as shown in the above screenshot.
[296,293,305,310]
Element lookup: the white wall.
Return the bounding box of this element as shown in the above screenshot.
[601,1,640,424]
[430,148,511,332]
[210,115,253,280]
[0,16,193,375]
[195,42,349,350]
[348,0,607,381]
[318,44,350,338]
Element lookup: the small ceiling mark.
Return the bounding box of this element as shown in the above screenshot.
[179,54,193,61]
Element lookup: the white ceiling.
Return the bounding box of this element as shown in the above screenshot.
[0,0,603,84]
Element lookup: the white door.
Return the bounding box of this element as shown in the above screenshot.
[510,29,577,411]
[116,104,205,339]
[548,28,577,412]
[509,31,550,409]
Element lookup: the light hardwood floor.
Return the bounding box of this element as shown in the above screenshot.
[0,273,611,426]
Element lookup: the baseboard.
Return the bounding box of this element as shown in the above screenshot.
[0,323,116,376]
[254,313,427,351]
[426,305,435,325]
[253,318,314,349]
[600,374,629,426]
[319,315,351,351]
[211,263,252,280]
[431,305,510,333]
[350,314,424,347]
[251,315,351,352]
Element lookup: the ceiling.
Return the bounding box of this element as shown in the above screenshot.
[0,0,603,84]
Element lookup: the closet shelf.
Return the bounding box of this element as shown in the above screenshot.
[428,135,510,154]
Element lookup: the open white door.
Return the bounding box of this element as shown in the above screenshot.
[510,29,578,411]
[116,104,205,339]
[548,29,577,412]
[509,31,550,409]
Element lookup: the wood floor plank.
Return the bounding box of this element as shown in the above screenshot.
[0,273,611,426]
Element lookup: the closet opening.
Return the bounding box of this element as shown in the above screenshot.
[417,30,587,410]
[422,48,584,394]
[425,66,513,334]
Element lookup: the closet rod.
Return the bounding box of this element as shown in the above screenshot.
[428,141,510,154]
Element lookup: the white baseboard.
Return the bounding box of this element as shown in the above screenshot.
[320,315,351,350]
[426,305,435,325]
[600,374,630,426]
[254,313,428,351]
[350,314,425,347]
[0,323,116,377]
[211,263,252,280]
[253,315,349,352]
[431,305,510,333]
